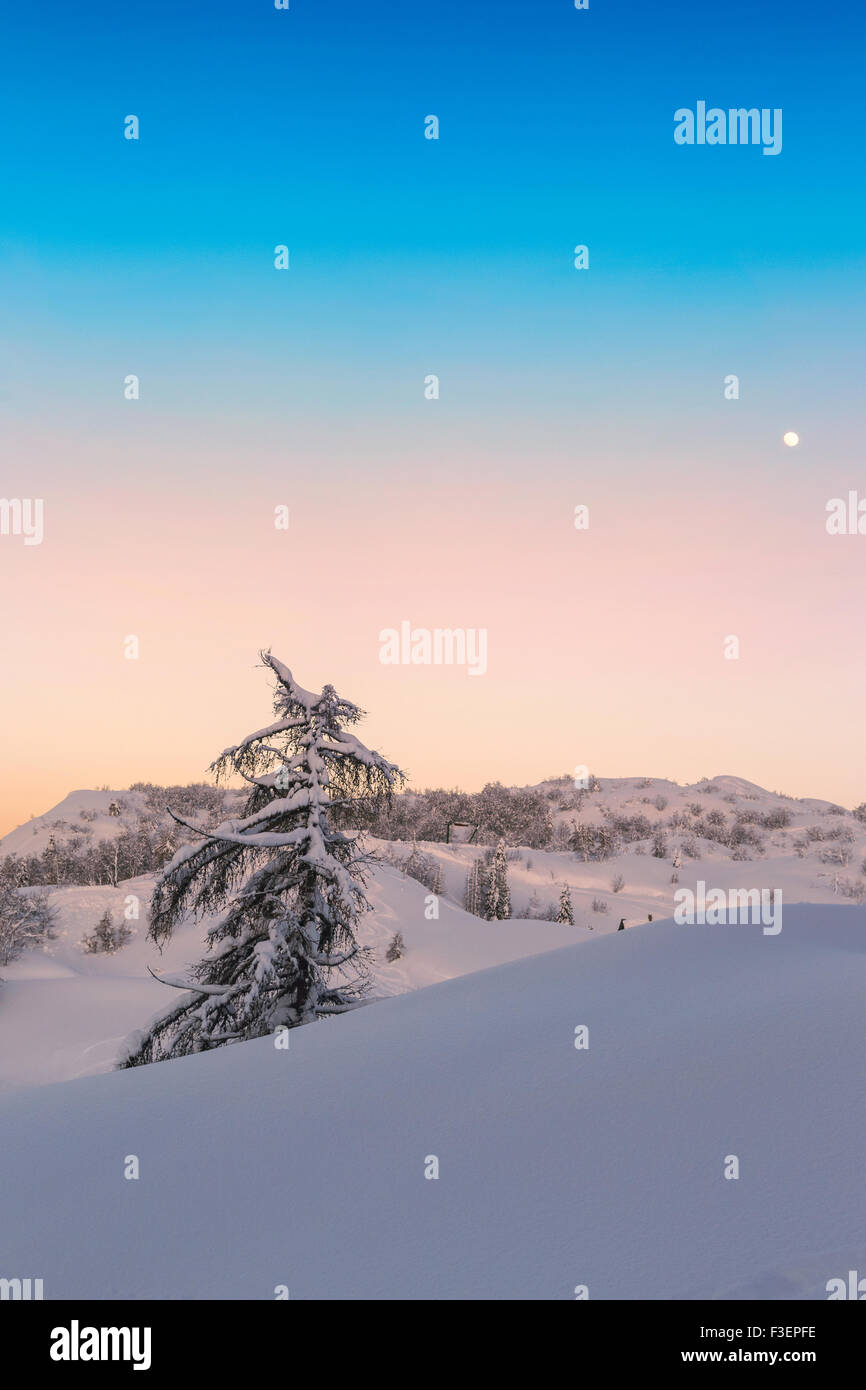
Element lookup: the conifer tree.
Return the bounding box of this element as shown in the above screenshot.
[556,883,574,925]
[83,909,115,954]
[463,858,483,916]
[83,908,133,954]
[121,653,403,1066]
[484,839,511,920]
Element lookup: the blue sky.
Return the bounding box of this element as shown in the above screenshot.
[3,0,863,265]
[3,0,863,450]
[2,0,866,827]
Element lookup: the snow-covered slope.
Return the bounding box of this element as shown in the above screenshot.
[4,769,865,1091]
[0,904,862,1300]
[0,867,580,1089]
[0,789,150,857]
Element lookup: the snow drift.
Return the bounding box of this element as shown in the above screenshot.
[0,904,862,1300]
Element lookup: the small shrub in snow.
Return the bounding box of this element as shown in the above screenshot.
[761,808,792,829]
[591,897,608,914]
[385,932,406,962]
[610,873,625,893]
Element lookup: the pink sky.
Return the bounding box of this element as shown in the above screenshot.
[2,429,863,837]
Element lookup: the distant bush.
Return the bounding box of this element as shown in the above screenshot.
[571,824,619,861]
[760,809,792,829]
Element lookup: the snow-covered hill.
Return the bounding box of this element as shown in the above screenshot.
[0,789,151,857]
[3,772,865,1090]
[0,867,579,1089]
[0,904,862,1299]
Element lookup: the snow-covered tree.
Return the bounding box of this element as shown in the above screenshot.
[556,884,574,925]
[522,889,543,920]
[0,887,56,966]
[401,843,443,895]
[484,839,511,920]
[120,653,403,1067]
[82,908,132,954]
[463,858,484,916]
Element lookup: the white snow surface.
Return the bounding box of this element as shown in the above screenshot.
[0,867,578,1089]
[1,777,864,1299]
[0,903,862,1299]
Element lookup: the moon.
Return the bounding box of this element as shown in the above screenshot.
[783,431,800,447]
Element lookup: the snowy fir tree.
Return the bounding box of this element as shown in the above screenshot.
[82,908,132,954]
[121,653,403,1067]
[483,839,511,920]
[463,857,484,916]
[556,884,574,925]
[404,839,425,881]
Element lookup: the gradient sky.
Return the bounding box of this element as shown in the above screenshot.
[1,0,865,835]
